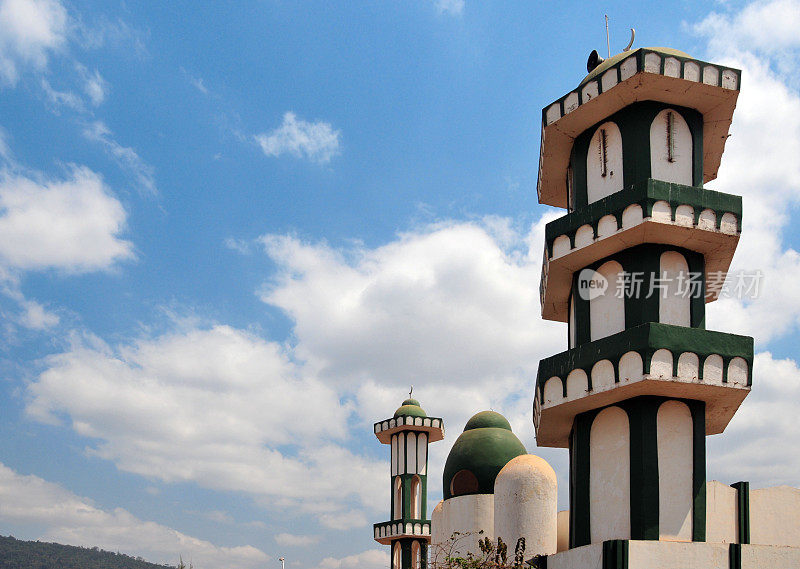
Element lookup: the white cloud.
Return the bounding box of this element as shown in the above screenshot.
[26,325,385,526]
[40,77,83,111]
[190,76,208,94]
[83,121,157,196]
[224,237,252,255]
[708,352,800,487]
[16,296,58,329]
[695,0,800,55]
[434,0,464,16]
[0,462,269,569]
[0,166,133,272]
[259,219,561,395]
[254,112,341,164]
[316,549,387,569]
[0,0,67,85]
[274,533,320,547]
[199,510,234,524]
[255,217,565,497]
[77,64,108,106]
[693,5,800,345]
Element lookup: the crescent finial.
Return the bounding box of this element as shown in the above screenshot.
[623,28,636,52]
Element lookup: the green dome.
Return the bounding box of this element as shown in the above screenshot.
[394,399,427,418]
[580,47,691,87]
[443,411,526,500]
[464,410,512,432]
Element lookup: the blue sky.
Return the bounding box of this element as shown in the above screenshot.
[2,0,800,568]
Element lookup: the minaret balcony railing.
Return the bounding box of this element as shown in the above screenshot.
[533,322,753,447]
[373,519,431,545]
[374,416,444,444]
[540,179,741,322]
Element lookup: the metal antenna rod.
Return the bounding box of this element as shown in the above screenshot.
[605,15,611,58]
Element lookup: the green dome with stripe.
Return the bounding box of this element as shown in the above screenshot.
[442,411,526,500]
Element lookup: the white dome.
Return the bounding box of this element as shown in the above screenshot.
[494,454,558,558]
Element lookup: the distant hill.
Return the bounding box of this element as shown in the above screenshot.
[0,535,176,569]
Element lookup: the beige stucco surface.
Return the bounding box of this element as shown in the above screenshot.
[741,544,800,568]
[546,543,603,569]
[750,486,800,547]
[705,480,737,544]
[627,541,728,568]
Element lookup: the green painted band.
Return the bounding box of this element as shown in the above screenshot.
[545,178,742,256]
[537,322,754,398]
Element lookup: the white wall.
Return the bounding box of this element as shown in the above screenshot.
[659,251,691,327]
[650,109,693,185]
[590,406,631,543]
[433,494,495,558]
[587,121,624,203]
[590,260,625,341]
[657,401,694,541]
[431,500,445,550]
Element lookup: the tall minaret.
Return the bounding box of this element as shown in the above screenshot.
[532,46,753,548]
[374,397,444,569]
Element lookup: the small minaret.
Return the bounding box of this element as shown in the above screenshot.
[374,396,444,569]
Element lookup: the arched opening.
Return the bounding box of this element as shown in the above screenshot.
[393,542,401,569]
[589,260,625,341]
[586,121,623,203]
[407,432,417,473]
[450,469,479,497]
[391,434,397,476]
[394,477,402,520]
[590,406,631,542]
[657,401,693,541]
[650,109,693,185]
[398,433,406,474]
[410,475,422,519]
[417,432,428,475]
[411,540,421,569]
[659,251,691,326]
